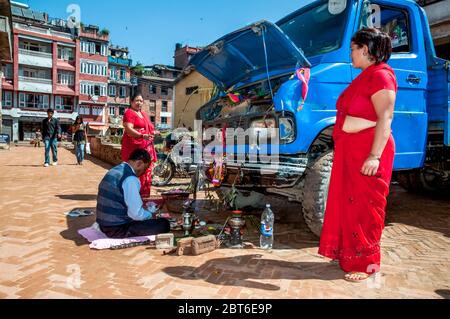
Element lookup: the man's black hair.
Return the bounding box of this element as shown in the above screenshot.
[47,108,54,113]
[128,148,151,163]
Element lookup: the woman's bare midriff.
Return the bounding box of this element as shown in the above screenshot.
[342,116,377,133]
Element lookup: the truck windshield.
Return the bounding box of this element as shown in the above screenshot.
[278,0,351,57]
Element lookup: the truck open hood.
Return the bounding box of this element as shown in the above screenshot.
[189,20,310,91]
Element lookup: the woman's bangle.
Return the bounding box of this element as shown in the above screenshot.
[369,153,381,161]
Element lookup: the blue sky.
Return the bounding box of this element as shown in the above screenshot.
[21,0,311,67]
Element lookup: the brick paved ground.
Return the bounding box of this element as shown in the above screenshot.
[0,146,449,299]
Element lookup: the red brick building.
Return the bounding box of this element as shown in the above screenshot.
[135,64,181,131]
[107,45,132,120]
[0,0,13,139]
[1,2,80,141]
[78,25,109,132]
[0,2,113,141]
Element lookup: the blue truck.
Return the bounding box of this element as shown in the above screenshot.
[190,0,449,236]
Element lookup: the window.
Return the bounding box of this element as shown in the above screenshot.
[186,86,199,95]
[101,44,108,56]
[57,71,74,85]
[376,6,411,53]
[161,86,169,95]
[19,93,49,109]
[20,40,50,53]
[55,96,74,111]
[79,106,90,115]
[149,100,156,112]
[19,92,25,107]
[161,117,168,124]
[1,91,12,108]
[58,46,74,61]
[278,0,351,57]
[81,41,89,53]
[150,116,155,123]
[81,62,107,76]
[119,68,127,81]
[109,85,116,97]
[119,106,125,116]
[149,84,157,94]
[1,63,13,79]
[119,86,126,98]
[110,66,116,79]
[20,67,51,80]
[81,82,107,96]
[161,101,168,112]
[109,106,116,116]
[92,106,104,116]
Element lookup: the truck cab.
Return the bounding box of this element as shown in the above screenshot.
[191,0,450,236]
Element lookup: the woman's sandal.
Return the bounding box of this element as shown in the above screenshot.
[344,272,371,283]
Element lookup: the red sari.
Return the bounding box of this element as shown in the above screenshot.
[318,63,398,274]
[121,108,158,198]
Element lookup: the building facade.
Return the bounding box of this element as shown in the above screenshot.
[173,44,213,130]
[134,64,181,131]
[0,2,114,141]
[0,0,13,137]
[1,2,80,141]
[107,45,132,128]
[78,24,109,133]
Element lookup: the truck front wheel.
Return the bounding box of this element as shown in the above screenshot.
[301,152,333,237]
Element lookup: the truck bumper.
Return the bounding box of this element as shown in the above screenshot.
[216,154,308,188]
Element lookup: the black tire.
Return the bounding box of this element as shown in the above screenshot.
[301,152,333,237]
[152,159,175,187]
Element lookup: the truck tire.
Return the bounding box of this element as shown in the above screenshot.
[301,152,333,237]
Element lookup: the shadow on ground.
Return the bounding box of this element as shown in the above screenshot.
[435,289,450,299]
[60,208,96,246]
[56,194,98,201]
[163,254,340,291]
[386,185,450,238]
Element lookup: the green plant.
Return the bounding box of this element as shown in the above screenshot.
[131,62,144,76]
[99,28,110,36]
[223,184,238,210]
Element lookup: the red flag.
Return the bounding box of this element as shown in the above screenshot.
[296,68,311,111]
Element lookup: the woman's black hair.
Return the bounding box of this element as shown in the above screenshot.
[130,91,143,106]
[351,27,392,64]
[74,115,83,124]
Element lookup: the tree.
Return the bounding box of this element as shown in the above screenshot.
[99,28,110,36]
[131,62,144,76]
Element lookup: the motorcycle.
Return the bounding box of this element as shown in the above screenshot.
[152,133,201,186]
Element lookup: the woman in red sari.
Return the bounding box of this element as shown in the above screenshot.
[319,28,398,282]
[122,92,159,198]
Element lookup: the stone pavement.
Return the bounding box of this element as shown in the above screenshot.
[0,146,449,299]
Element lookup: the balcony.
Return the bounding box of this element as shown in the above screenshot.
[18,49,52,68]
[156,124,171,130]
[80,28,108,41]
[108,56,132,67]
[18,76,52,93]
[0,15,12,61]
[108,77,131,85]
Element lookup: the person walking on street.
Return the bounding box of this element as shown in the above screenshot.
[42,108,61,167]
[72,116,87,165]
[34,129,42,148]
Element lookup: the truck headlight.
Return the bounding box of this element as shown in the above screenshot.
[279,116,295,143]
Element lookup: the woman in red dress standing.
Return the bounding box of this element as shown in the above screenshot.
[319,28,398,282]
[122,92,159,198]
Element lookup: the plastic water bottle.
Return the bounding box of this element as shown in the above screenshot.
[260,204,274,249]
